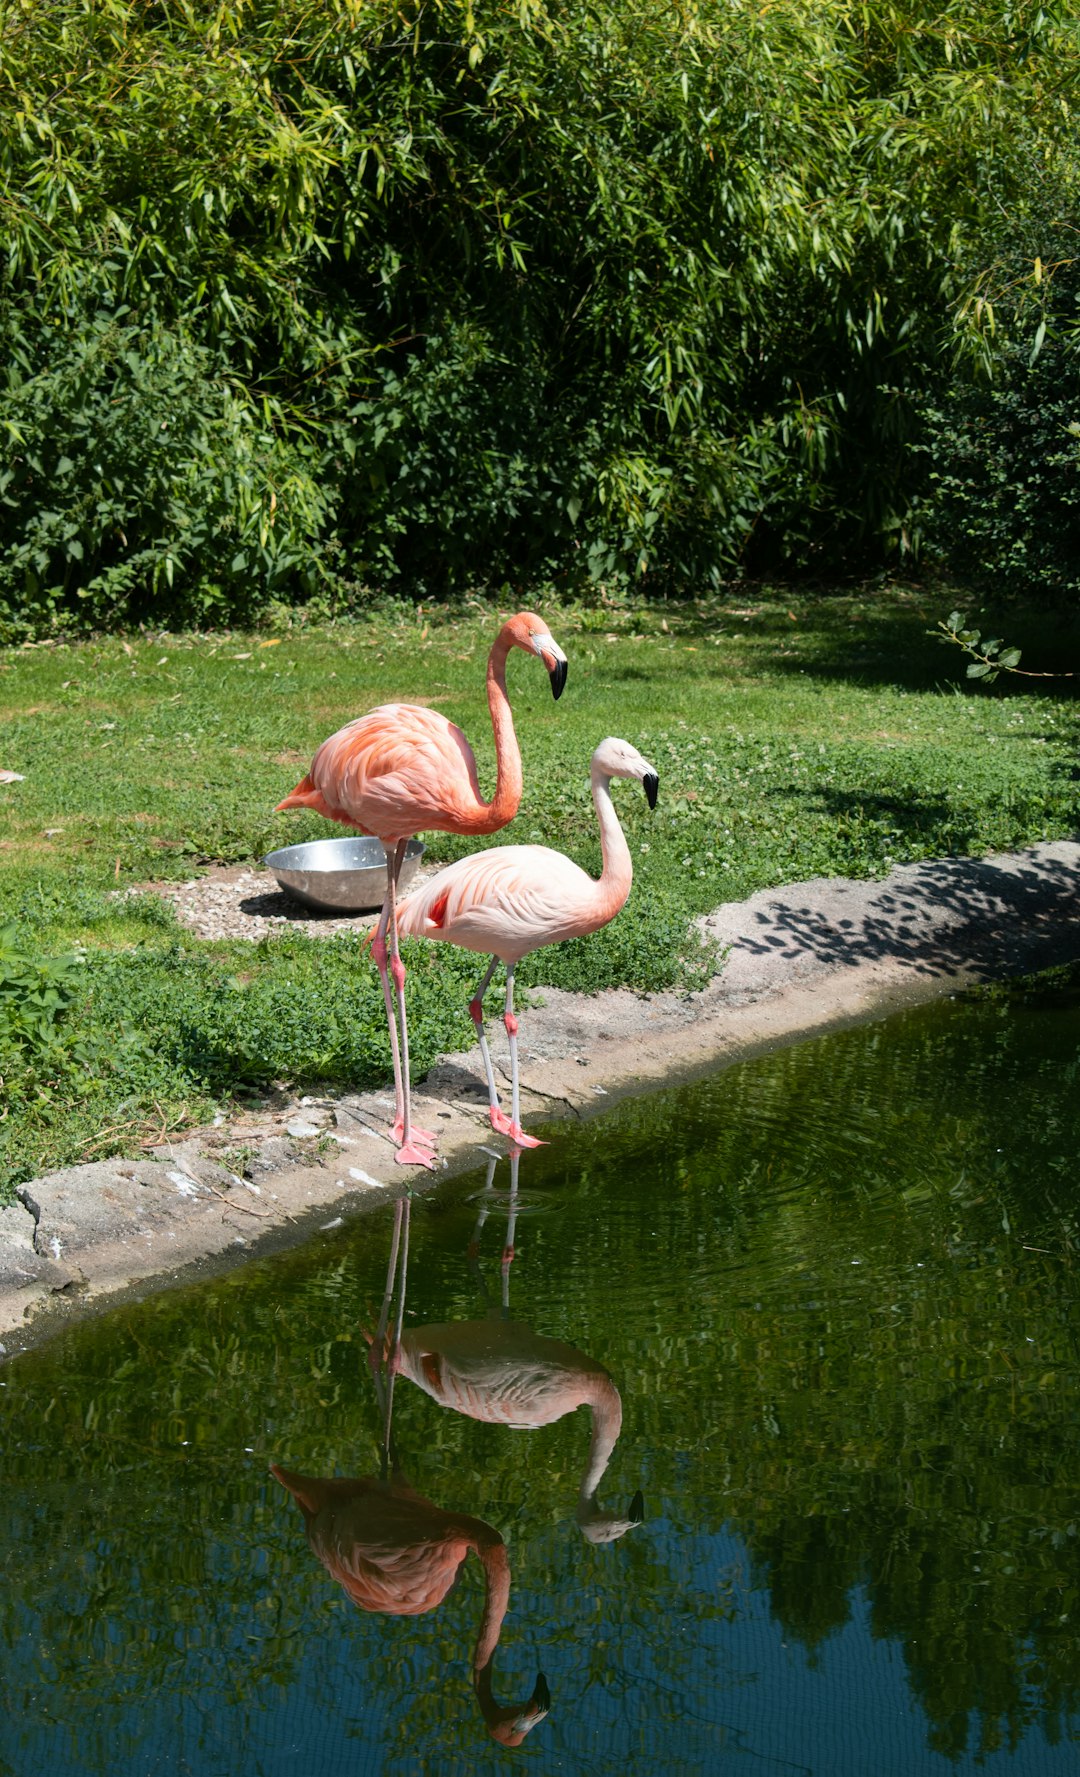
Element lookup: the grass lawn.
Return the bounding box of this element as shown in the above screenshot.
[2,586,1079,1197]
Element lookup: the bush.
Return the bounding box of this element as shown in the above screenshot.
[916,164,1080,604]
[0,0,1078,625]
[0,304,332,639]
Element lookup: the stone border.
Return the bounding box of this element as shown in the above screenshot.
[3,839,1079,1356]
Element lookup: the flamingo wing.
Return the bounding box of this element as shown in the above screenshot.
[397,1321,602,1428]
[396,845,600,960]
[306,704,485,838]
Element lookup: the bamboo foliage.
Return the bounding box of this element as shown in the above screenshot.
[0,0,1076,630]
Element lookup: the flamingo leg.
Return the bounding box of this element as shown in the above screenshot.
[501,1147,520,1313]
[502,963,545,1149]
[368,1195,410,1480]
[382,1195,411,1465]
[372,842,437,1169]
[472,960,546,1149]
[467,1150,499,1278]
[468,956,512,1138]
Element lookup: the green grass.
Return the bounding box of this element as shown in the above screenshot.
[2,586,1079,1195]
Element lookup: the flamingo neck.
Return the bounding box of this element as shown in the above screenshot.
[472,1535,512,1674]
[577,1371,624,1504]
[464,630,523,835]
[589,764,634,926]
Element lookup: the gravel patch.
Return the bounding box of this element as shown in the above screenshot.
[140,864,438,942]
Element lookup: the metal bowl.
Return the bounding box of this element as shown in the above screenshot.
[263,837,425,914]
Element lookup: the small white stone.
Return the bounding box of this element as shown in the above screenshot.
[168,1171,202,1197]
[348,1167,385,1189]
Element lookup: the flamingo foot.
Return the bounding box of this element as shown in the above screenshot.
[390,1117,438,1149]
[394,1140,439,1171]
[489,1107,546,1148]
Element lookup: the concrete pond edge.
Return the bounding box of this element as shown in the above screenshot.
[3,838,1080,1357]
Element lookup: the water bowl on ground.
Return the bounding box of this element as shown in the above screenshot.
[263,837,425,913]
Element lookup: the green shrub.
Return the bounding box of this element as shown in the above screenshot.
[0,922,91,1082]
[0,0,1078,624]
[0,304,332,640]
[917,182,1080,606]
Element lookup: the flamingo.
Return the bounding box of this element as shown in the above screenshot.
[394,736,658,1149]
[275,611,568,1168]
[391,1149,645,1544]
[270,1465,550,1745]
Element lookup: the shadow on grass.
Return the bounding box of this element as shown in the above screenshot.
[670,589,1080,699]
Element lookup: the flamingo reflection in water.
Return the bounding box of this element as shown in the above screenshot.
[391,1148,645,1544]
[271,1194,550,1748]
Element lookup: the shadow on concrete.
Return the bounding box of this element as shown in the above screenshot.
[708,844,1080,993]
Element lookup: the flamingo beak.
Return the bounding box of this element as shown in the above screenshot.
[530,1671,552,1716]
[629,1488,645,1525]
[534,634,568,700]
[493,1672,551,1744]
[643,772,659,809]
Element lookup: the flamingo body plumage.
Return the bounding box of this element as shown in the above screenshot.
[395,1318,643,1545]
[395,736,658,1147]
[271,1464,550,1744]
[276,612,567,1167]
[282,704,511,842]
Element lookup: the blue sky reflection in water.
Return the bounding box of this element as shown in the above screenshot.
[3,976,1080,1775]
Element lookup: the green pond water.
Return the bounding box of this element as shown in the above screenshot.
[3,979,1080,1776]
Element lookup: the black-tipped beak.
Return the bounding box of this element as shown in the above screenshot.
[643,772,659,809]
[532,1671,552,1714]
[548,658,568,701]
[629,1489,645,1526]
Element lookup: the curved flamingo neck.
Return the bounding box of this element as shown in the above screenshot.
[472,1535,512,1674]
[468,628,523,835]
[589,764,634,926]
[578,1371,624,1503]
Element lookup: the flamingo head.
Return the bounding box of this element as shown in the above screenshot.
[504,611,568,701]
[577,1487,646,1544]
[483,1670,552,1746]
[590,738,659,808]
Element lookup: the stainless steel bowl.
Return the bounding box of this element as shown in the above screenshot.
[263,837,425,913]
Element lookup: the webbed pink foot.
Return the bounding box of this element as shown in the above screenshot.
[394,1141,439,1171]
[489,1107,546,1148]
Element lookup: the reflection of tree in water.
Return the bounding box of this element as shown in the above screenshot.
[660,990,1080,1762]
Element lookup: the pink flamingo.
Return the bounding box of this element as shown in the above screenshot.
[275,611,568,1168]
[395,736,658,1148]
[270,1464,550,1745]
[391,1151,645,1544]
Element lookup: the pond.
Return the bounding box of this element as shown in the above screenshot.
[3,977,1080,1775]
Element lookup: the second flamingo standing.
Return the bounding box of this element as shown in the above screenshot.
[395,736,658,1148]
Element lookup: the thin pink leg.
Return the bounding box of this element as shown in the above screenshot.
[370,874,407,1134]
[502,963,544,1149]
[383,840,437,1169]
[469,955,513,1139]
[501,1146,521,1308]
